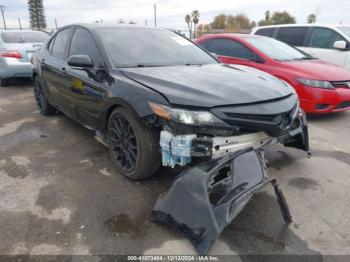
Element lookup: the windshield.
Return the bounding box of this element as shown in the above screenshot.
[338,27,350,38]
[100,27,217,68]
[0,31,49,43]
[245,37,314,61]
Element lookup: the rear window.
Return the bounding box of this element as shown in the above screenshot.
[0,31,49,43]
[276,27,308,46]
[255,28,276,37]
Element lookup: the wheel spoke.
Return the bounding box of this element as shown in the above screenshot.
[128,147,137,160]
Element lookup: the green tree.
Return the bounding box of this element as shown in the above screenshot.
[191,10,200,38]
[307,14,316,23]
[234,13,252,29]
[250,21,257,28]
[27,0,47,30]
[271,11,296,24]
[210,14,227,29]
[258,10,296,26]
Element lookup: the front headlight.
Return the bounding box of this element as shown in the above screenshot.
[297,78,334,90]
[148,102,228,126]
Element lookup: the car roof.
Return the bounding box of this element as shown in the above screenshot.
[254,24,350,30]
[62,23,166,31]
[201,33,265,39]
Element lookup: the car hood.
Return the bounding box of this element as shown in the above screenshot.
[281,59,350,81]
[120,64,293,108]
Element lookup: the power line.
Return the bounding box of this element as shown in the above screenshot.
[0,5,6,30]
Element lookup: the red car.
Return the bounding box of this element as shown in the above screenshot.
[195,34,350,114]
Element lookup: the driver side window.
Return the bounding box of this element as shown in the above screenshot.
[210,38,252,60]
[309,28,345,49]
[69,28,103,67]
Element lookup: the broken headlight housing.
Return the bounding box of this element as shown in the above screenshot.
[297,78,334,90]
[148,102,228,127]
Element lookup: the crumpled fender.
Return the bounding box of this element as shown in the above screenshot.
[151,148,270,255]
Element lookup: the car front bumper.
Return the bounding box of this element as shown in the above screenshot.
[0,57,32,79]
[298,84,350,114]
[152,148,292,254]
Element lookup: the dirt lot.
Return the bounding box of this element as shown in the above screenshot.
[1,81,350,258]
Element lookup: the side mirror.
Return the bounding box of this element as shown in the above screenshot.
[67,55,94,68]
[333,40,347,50]
[251,53,265,64]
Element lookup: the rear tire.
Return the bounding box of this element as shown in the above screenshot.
[107,107,161,180]
[0,78,10,87]
[33,76,57,116]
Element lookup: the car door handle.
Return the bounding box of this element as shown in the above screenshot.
[60,67,67,74]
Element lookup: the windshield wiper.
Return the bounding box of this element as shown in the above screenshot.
[136,64,167,68]
[300,57,318,60]
[185,63,203,66]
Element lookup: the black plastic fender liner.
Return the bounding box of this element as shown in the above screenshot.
[283,111,310,154]
[151,148,271,255]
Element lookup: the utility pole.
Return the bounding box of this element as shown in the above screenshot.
[54,18,58,29]
[145,19,148,26]
[154,4,157,27]
[0,5,6,30]
[18,17,22,30]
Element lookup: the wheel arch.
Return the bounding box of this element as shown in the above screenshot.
[101,98,150,133]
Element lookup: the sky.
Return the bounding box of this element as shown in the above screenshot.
[1,0,350,30]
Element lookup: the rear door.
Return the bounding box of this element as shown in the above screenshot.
[208,38,255,66]
[64,27,108,127]
[275,26,309,49]
[41,27,73,112]
[303,27,348,67]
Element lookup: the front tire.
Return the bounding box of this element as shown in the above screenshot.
[33,76,57,116]
[107,107,161,180]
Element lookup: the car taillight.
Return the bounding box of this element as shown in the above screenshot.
[0,50,23,59]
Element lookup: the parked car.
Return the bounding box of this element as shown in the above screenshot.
[32,24,308,179]
[251,24,350,70]
[0,30,49,86]
[32,23,309,254]
[195,34,350,114]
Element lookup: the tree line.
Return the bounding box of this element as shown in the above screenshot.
[195,10,318,37]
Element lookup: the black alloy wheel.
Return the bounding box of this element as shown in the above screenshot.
[109,114,138,173]
[33,76,57,116]
[107,107,161,180]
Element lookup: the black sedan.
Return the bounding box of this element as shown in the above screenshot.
[32,24,309,181]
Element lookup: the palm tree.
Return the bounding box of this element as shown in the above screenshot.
[191,10,200,39]
[307,14,316,23]
[185,14,192,39]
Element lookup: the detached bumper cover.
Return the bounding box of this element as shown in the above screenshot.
[152,148,269,254]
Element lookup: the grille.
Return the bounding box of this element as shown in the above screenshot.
[224,104,297,128]
[331,81,350,88]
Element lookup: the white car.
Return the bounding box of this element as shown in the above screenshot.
[251,24,350,70]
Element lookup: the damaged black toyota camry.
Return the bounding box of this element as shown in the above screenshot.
[32,24,309,254]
